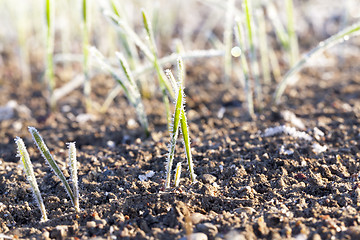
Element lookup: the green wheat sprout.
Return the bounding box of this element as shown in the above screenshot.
[165,58,196,189]
[90,47,149,135]
[235,17,254,118]
[285,0,299,66]
[45,0,55,109]
[15,137,48,222]
[174,162,182,187]
[244,0,263,108]
[223,0,235,82]
[68,142,80,212]
[82,0,91,111]
[274,20,360,103]
[141,9,172,129]
[28,127,79,212]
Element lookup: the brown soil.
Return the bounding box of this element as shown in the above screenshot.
[1,3,360,239]
[1,50,360,240]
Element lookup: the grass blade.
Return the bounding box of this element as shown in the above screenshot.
[28,127,77,212]
[68,142,80,212]
[15,137,48,222]
[235,18,255,118]
[180,108,196,183]
[45,0,55,109]
[116,52,150,136]
[274,20,360,103]
[244,0,263,109]
[174,162,182,187]
[286,0,299,66]
[82,0,91,111]
[223,0,235,82]
[165,69,183,188]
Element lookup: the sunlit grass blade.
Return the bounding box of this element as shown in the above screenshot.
[235,17,255,118]
[45,0,55,109]
[116,52,150,136]
[223,0,235,82]
[15,137,48,222]
[180,108,195,183]
[266,2,289,50]
[82,0,91,111]
[244,0,263,109]
[28,127,78,212]
[90,47,149,135]
[286,0,299,66]
[273,20,360,103]
[165,69,183,188]
[174,162,181,187]
[68,142,80,212]
[142,9,173,128]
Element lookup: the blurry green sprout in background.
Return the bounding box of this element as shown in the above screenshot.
[0,0,359,122]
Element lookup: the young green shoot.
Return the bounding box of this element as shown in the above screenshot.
[116,51,150,136]
[28,127,79,212]
[285,0,299,66]
[165,58,196,188]
[68,142,80,212]
[90,47,149,135]
[235,17,255,118]
[82,0,91,111]
[141,9,172,129]
[45,0,55,109]
[274,20,360,103]
[223,0,235,82]
[15,137,48,222]
[244,0,263,109]
[174,162,181,187]
[165,69,183,188]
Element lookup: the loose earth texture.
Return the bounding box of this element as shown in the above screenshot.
[1,1,360,240]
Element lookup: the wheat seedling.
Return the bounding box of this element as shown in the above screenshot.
[90,47,149,135]
[82,0,91,111]
[45,0,55,109]
[28,127,79,212]
[223,0,235,83]
[285,0,299,66]
[234,18,254,118]
[68,142,80,212]
[165,58,196,188]
[141,9,172,129]
[274,20,360,103]
[15,137,48,222]
[243,0,263,109]
[174,162,182,187]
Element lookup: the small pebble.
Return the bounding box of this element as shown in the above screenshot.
[196,222,218,237]
[191,212,207,224]
[224,230,246,240]
[183,232,208,240]
[201,174,217,184]
[86,221,97,228]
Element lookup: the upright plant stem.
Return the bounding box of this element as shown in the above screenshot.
[82,0,91,111]
[29,127,78,212]
[224,0,235,83]
[244,0,263,109]
[235,18,254,118]
[274,20,360,103]
[286,0,299,66]
[45,0,55,109]
[15,137,48,222]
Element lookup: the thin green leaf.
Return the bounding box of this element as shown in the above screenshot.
[28,127,77,211]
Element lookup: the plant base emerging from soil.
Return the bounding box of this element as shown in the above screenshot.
[165,58,196,189]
